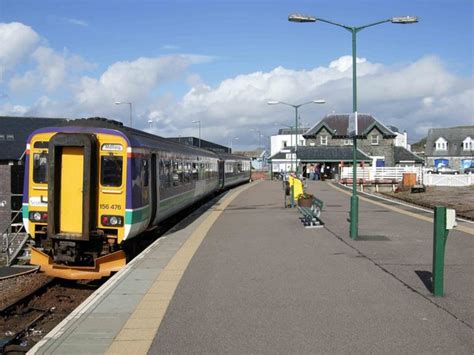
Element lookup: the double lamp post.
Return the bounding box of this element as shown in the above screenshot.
[288,13,417,240]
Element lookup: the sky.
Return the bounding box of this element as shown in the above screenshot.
[0,0,473,149]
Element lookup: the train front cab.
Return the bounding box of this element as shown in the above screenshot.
[27,131,128,279]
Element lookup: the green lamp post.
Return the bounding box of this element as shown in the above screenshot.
[268,100,325,175]
[288,14,418,240]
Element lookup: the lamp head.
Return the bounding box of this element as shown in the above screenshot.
[391,16,418,24]
[312,99,326,104]
[267,100,280,105]
[288,13,316,23]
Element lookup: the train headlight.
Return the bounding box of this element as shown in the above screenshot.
[101,215,123,227]
[29,211,47,222]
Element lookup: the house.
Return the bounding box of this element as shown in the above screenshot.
[424,126,474,171]
[268,127,309,175]
[0,116,67,232]
[302,114,423,171]
[270,127,308,156]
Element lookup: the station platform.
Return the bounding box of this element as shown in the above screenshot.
[30,181,474,354]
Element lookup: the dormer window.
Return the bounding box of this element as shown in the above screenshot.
[435,137,448,150]
[463,137,473,151]
[370,135,379,145]
[320,135,328,145]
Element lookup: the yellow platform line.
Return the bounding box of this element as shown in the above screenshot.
[106,182,258,354]
[328,182,474,236]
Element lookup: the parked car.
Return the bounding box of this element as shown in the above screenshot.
[464,164,474,174]
[428,166,458,174]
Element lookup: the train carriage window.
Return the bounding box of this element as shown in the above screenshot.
[183,161,191,183]
[101,156,123,187]
[172,161,180,186]
[192,162,199,180]
[142,159,149,187]
[33,152,48,183]
[159,160,171,188]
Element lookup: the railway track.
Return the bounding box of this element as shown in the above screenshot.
[0,275,99,354]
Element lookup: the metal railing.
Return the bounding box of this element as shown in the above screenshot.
[1,206,27,266]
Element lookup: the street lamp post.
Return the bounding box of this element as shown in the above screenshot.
[192,120,201,148]
[268,100,325,174]
[115,101,133,127]
[288,13,418,240]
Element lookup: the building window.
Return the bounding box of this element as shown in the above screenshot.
[436,141,447,150]
[371,135,379,145]
[320,136,328,145]
[344,139,353,145]
[463,137,472,150]
[6,134,14,141]
[0,135,4,141]
[282,140,287,148]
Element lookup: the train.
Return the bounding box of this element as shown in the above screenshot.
[23,117,251,279]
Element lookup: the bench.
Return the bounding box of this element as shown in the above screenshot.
[297,198,324,228]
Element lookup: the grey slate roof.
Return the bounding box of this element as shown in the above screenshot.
[394,147,424,163]
[277,127,309,135]
[269,146,371,162]
[425,126,474,157]
[304,114,396,138]
[0,116,68,161]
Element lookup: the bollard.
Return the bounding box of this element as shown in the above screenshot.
[432,206,456,297]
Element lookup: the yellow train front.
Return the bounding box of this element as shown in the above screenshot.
[23,117,244,280]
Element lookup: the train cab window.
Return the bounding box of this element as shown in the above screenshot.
[101,156,123,187]
[33,152,48,183]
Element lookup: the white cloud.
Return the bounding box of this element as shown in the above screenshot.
[73,55,211,114]
[151,55,472,146]
[0,22,40,79]
[64,18,89,27]
[1,23,471,149]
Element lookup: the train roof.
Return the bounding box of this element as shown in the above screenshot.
[30,117,219,158]
[215,152,250,161]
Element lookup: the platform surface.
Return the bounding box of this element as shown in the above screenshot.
[30,181,474,354]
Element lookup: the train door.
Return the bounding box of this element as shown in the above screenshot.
[150,154,158,224]
[48,133,97,240]
[60,147,84,233]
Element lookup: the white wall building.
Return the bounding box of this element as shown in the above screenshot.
[270,128,308,156]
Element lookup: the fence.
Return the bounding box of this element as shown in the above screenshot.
[341,166,423,183]
[340,166,474,186]
[423,173,473,187]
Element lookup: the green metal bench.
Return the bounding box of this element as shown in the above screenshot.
[297,198,324,228]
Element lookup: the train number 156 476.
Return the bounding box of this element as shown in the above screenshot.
[100,204,122,210]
